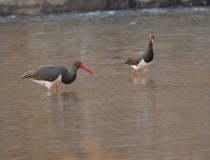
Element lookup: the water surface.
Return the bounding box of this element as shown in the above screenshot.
[0,7,210,160]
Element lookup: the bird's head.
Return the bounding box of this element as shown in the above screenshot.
[74,61,96,76]
[149,34,155,46]
[74,61,82,68]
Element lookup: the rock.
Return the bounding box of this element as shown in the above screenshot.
[0,0,106,15]
[44,0,106,13]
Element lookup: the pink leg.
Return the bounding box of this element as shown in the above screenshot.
[132,69,136,79]
[55,85,58,92]
[48,88,51,93]
[144,69,147,79]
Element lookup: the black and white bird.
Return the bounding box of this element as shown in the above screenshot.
[124,34,155,79]
[21,61,96,92]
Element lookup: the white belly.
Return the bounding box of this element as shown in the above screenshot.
[131,59,152,70]
[32,75,62,89]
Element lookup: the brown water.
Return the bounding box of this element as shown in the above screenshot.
[0,7,210,160]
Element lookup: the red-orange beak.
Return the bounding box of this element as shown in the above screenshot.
[80,64,96,76]
[151,39,154,46]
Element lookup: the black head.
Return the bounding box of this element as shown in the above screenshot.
[149,34,154,40]
[73,60,96,75]
[74,61,82,68]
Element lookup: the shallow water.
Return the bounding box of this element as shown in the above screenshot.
[0,7,210,160]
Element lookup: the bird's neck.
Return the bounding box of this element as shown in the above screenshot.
[143,40,154,62]
[147,40,154,54]
[71,65,79,74]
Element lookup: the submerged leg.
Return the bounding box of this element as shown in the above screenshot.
[132,69,136,79]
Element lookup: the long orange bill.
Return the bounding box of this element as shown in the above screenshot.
[151,39,155,49]
[80,64,96,76]
[151,39,154,46]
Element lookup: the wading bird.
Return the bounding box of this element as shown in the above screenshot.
[125,34,155,79]
[21,61,96,92]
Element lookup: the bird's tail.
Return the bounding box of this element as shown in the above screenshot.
[21,67,39,79]
[20,71,32,79]
[124,60,128,64]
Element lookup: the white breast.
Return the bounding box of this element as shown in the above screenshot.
[131,59,153,70]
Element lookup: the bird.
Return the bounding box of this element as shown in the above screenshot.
[21,61,96,92]
[124,34,154,79]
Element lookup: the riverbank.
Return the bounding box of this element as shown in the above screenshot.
[0,0,210,15]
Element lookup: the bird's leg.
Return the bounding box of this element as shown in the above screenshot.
[144,69,147,79]
[54,85,58,92]
[132,69,136,79]
[48,88,51,93]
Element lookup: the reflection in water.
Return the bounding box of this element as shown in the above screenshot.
[131,77,138,84]
[44,91,78,107]
[130,77,155,85]
[0,7,210,160]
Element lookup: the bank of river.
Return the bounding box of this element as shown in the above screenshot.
[0,0,210,15]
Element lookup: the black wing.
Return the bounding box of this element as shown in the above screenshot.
[124,52,144,65]
[21,65,64,82]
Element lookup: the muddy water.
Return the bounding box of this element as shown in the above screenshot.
[0,7,210,160]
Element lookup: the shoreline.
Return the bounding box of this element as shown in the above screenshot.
[0,0,209,15]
